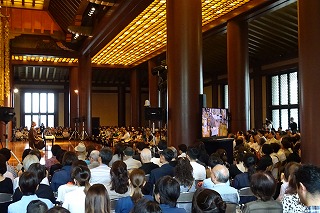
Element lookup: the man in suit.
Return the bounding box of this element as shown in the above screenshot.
[144,148,174,195]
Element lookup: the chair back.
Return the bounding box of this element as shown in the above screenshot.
[177,192,194,213]
[0,193,12,204]
[110,199,118,213]
[226,202,238,213]
[238,187,254,197]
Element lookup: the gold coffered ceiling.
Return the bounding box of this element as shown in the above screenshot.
[92,0,251,66]
[0,0,45,10]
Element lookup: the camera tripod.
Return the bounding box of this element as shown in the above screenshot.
[79,117,88,141]
[69,118,80,140]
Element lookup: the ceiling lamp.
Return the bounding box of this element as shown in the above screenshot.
[67,26,93,37]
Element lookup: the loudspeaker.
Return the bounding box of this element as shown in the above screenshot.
[145,107,163,121]
[0,107,15,124]
[92,117,100,136]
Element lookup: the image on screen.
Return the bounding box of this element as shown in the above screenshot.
[202,108,228,138]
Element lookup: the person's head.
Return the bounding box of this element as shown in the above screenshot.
[124,147,134,157]
[250,171,277,201]
[187,146,199,160]
[159,148,174,163]
[85,184,110,213]
[99,147,113,165]
[208,153,224,169]
[136,143,146,153]
[261,144,273,155]
[168,146,177,159]
[130,198,162,213]
[23,154,40,171]
[281,137,293,149]
[295,164,320,206]
[0,154,7,175]
[22,148,32,161]
[154,176,180,207]
[27,200,48,213]
[174,157,194,187]
[32,121,37,127]
[140,148,152,163]
[129,169,146,203]
[46,206,70,213]
[270,142,281,153]
[89,150,100,163]
[192,188,226,213]
[62,151,78,166]
[29,149,41,161]
[157,140,167,151]
[71,165,91,192]
[0,148,11,161]
[178,144,187,154]
[110,160,129,194]
[215,149,228,164]
[19,171,38,195]
[283,162,301,194]
[211,164,229,184]
[51,145,61,157]
[28,163,47,184]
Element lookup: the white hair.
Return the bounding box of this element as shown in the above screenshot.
[140,148,152,163]
[23,154,40,171]
[90,150,100,161]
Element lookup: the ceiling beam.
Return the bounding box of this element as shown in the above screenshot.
[81,0,152,56]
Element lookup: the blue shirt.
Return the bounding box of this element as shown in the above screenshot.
[306,206,320,213]
[115,195,153,213]
[160,204,187,213]
[8,194,53,213]
[50,165,72,192]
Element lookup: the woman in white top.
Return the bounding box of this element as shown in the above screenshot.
[107,160,130,200]
[62,165,91,213]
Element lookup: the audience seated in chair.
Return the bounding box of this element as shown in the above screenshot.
[8,172,53,213]
[192,188,226,213]
[85,184,110,213]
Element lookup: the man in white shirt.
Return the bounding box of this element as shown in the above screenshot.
[187,146,206,181]
[89,148,113,185]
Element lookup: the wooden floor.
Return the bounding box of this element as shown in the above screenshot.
[3,139,102,167]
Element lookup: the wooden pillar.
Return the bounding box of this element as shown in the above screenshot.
[253,67,263,129]
[227,20,250,133]
[78,55,92,136]
[118,86,126,127]
[64,83,69,128]
[167,0,203,147]
[69,67,79,130]
[211,75,219,108]
[130,69,140,128]
[298,0,320,164]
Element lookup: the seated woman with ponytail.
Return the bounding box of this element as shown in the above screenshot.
[115,169,151,213]
[62,165,91,213]
[192,188,226,213]
[107,160,130,200]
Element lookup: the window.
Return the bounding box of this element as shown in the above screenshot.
[270,71,299,130]
[23,92,56,128]
[224,84,228,109]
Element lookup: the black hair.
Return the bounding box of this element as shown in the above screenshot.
[174,157,194,187]
[0,154,7,175]
[295,164,320,195]
[71,165,91,194]
[19,171,38,195]
[154,176,180,207]
[0,148,11,161]
[28,163,47,184]
[192,188,226,213]
[99,148,113,165]
[187,146,199,160]
[29,149,41,161]
[250,171,276,201]
[160,149,174,162]
[262,144,273,155]
[157,140,167,151]
[243,153,257,181]
[130,198,162,213]
[207,153,224,169]
[46,206,71,213]
[270,143,281,153]
[27,200,48,213]
[110,160,129,194]
[62,151,78,166]
[178,144,188,153]
[51,145,62,156]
